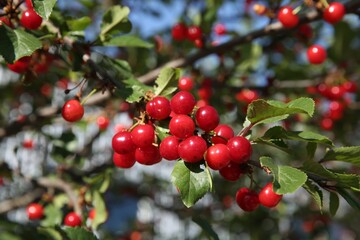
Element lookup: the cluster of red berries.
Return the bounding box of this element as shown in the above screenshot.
[6,52,53,75]
[171,22,204,48]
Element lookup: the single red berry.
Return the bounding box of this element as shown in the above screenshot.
[171,23,188,41]
[159,136,180,160]
[187,26,202,41]
[169,114,195,139]
[0,16,13,28]
[327,85,345,100]
[205,144,231,170]
[96,116,110,130]
[235,188,259,212]
[23,139,34,149]
[342,81,357,93]
[227,136,252,164]
[170,91,196,115]
[7,56,31,74]
[146,96,171,120]
[327,100,344,121]
[195,105,220,132]
[323,2,345,24]
[131,124,155,148]
[61,99,84,122]
[178,136,207,163]
[219,162,243,181]
[21,9,43,30]
[194,38,204,48]
[197,87,212,101]
[307,45,326,64]
[212,124,235,144]
[259,182,283,208]
[320,117,334,131]
[64,212,82,227]
[26,203,44,220]
[296,24,313,40]
[277,6,299,28]
[235,89,259,104]
[214,23,226,35]
[178,76,194,91]
[135,145,161,165]
[113,151,136,168]
[88,209,96,220]
[112,131,136,154]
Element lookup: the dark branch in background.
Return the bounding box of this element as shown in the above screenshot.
[0,188,45,214]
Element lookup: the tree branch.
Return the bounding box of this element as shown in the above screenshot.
[0,188,45,214]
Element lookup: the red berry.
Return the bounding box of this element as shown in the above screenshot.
[0,16,13,28]
[296,24,313,40]
[323,2,345,24]
[195,105,220,132]
[113,151,136,168]
[342,81,357,93]
[197,87,212,101]
[88,209,96,220]
[172,23,188,41]
[277,6,299,28]
[205,144,231,170]
[21,9,43,30]
[7,56,31,74]
[169,114,195,139]
[187,26,202,41]
[194,38,204,48]
[159,136,180,160]
[64,212,82,227]
[307,45,326,64]
[259,182,283,208]
[61,99,84,122]
[327,85,345,100]
[112,131,136,154]
[170,91,196,115]
[96,116,110,130]
[214,23,226,35]
[320,117,334,131]
[178,76,194,91]
[235,89,258,104]
[212,124,235,144]
[227,136,252,164]
[23,139,34,149]
[219,162,243,181]
[135,145,161,165]
[327,100,344,121]
[146,96,171,120]
[26,203,44,220]
[131,124,155,148]
[26,0,33,8]
[178,136,207,163]
[235,188,259,212]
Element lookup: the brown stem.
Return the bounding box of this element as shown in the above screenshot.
[0,188,44,214]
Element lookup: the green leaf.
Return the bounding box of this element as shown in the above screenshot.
[40,204,63,227]
[329,192,339,217]
[321,146,360,168]
[247,98,314,126]
[192,216,220,240]
[33,0,57,20]
[63,227,98,240]
[100,5,131,39]
[307,142,317,160]
[302,180,323,211]
[83,168,113,193]
[123,78,152,103]
[67,17,92,31]
[103,35,153,48]
[0,25,42,63]
[301,160,360,190]
[171,160,211,208]
[154,67,181,97]
[155,126,170,141]
[336,187,360,211]
[91,191,108,230]
[37,227,64,240]
[262,126,333,146]
[260,156,307,194]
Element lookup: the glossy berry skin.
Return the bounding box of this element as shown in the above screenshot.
[235,188,259,212]
[131,124,155,148]
[146,96,171,120]
[112,131,136,154]
[159,136,180,160]
[113,151,136,168]
[64,212,82,227]
[26,203,44,220]
[307,45,326,64]
[61,99,84,122]
[323,2,345,24]
[212,124,235,144]
[171,23,188,41]
[7,56,31,74]
[327,85,345,100]
[195,105,220,132]
[187,26,202,41]
[96,116,110,130]
[170,91,196,115]
[277,6,299,28]
[178,76,194,91]
[205,144,231,170]
[259,183,283,208]
[178,136,207,163]
[227,136,252,164]
[169,114,195,139]
[135,145,161,165]
[219,162,243,181]
[21,9,43,30]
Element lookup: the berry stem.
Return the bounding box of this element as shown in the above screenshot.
[238,123,254,137]
[320,0,329,8]
[81,88,98,105]
[292,5,302,15]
